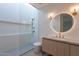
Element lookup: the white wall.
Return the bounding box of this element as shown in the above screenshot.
[38,4,79,42]
[38,11,55,42]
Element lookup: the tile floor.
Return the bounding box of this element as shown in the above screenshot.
[21,48,49,56]
[21,49,42,56]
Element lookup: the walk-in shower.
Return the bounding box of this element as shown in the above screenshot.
[0,3,38,56]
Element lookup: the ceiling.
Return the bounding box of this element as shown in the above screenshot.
[30,3,49,9]
[30,3,79,13]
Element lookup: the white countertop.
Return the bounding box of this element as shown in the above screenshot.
[42,36,79,46]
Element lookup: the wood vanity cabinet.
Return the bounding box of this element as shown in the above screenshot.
[42,37,79,56]
[42,39,57,55]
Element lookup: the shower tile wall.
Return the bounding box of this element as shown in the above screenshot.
[0,3,39,55]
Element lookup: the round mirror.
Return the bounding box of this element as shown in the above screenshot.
[50,13,74,32]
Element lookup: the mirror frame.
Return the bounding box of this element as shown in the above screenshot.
[50,12,75,33]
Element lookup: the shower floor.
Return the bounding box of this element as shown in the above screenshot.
[0,44,33,56]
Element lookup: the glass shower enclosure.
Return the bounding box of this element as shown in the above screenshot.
[0,3,37,56]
